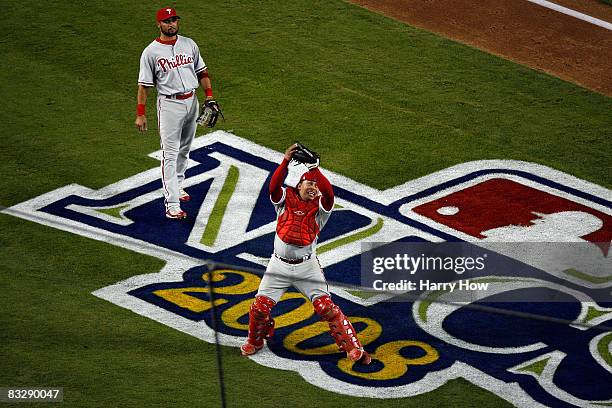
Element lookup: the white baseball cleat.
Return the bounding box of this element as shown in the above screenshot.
[165,208,187,219]
[179,189,191,202]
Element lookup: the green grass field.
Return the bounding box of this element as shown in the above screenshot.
[1,0,610,406]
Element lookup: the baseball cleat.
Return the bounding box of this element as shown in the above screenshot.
[240,342,263,356]
[179,189,191,202]
[165,208,187,219]
[348,348,372,365]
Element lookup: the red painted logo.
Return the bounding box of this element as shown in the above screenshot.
[413,178,612,255]
[157,54,194,73]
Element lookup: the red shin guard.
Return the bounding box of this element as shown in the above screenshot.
[313,295,371,364]
[241,296,276,356]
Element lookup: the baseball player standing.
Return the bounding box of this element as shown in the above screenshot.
[240,144,372,365]
[135,7,221,219]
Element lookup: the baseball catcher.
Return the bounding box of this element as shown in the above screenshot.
[240,143,371,365]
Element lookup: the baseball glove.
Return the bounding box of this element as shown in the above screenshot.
[291,142,320,170]
[196,99,224,128]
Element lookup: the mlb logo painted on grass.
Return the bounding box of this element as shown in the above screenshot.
[399,165,612,289]
[4,131,611,407]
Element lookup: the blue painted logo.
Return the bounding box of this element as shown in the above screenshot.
[5,131,611,407]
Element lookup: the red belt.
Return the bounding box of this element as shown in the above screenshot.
[166,91,193,100]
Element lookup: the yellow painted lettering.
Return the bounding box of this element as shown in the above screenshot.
[338,340,439,380]
[153,269,260,312]
[284,317,382,355]
[153,287,227,313]
[222,292,314,330]
[201,269,261,294]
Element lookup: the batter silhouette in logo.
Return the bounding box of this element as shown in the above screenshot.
[481,211,611,286]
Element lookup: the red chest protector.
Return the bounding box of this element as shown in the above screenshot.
[276,188,320,247]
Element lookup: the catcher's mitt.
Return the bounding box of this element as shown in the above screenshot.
[291,142,320,169]
[196,99,224,128]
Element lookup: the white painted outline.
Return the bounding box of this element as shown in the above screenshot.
[509,350,612,407]
[414,276,611,358]
[66,202,135,226]
[92,264,544,407]
[3,131,612,406]
[589,331,612,375]
[526,0,612,31]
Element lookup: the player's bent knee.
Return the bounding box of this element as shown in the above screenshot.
[313,295,340,321]
[246,296,276,347]
[251,295,276,319]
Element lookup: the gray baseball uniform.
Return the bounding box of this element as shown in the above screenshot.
[256,187,333,303]
[241,161,370,364]
[138,35,206,211]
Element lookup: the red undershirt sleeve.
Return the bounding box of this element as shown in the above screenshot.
[270,158,289,203]
[311,168,334,211]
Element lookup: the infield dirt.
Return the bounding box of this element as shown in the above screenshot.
[349,0,612,96]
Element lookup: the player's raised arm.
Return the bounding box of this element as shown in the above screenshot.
[270,144,298,202]
[309,167,333,211]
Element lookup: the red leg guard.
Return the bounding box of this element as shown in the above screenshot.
[313,295,371,364]
[241,296,276,356]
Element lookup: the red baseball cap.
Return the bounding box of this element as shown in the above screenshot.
[298,171,318,185]
[156,7,180,22]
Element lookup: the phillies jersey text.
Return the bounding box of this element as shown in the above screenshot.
[138,35,206,96]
